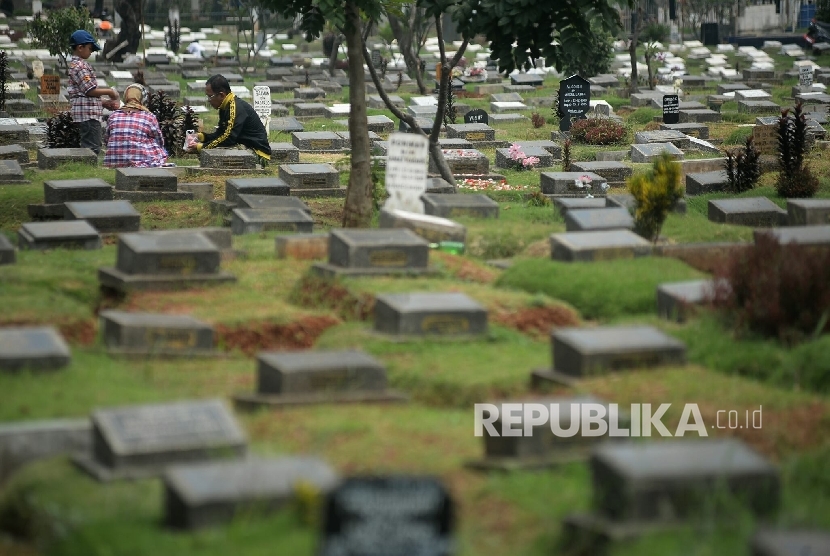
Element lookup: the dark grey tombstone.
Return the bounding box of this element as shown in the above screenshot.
[63,200,140,233]
[755,225,830,248]
[540,172,608,196]
[44,178,113,203]
[787,199,830,226]
[554,197,608,217]
[270,116,305,133]
[200,149,257,170]
[293,103,327,118]
[679,109,722,123]
[464,108,489,125]
[257,350,388,395]
[429,149,489,176]
[426,177,456,194]
[660,123,709,139]
[0,418,91,484]
[291,131,342,151]
[114,168,177,192]
[634,130,691,149]
[268,142,300,163]
[37,148,97,170]
[657,279,716,322]
[407,105,438,118]
[605,194,636,212]
[565,208,635,232]
[686,170,728,196]
[378,208,466,243]
[320,477,454,556]
[0,124,30,146]
[549,326,685,379]
[99,310,214,355]
[630,143,684,164]
[374,292,487,336]
[0,144,30,165]
[511,73,543,86]
[164,457,339,530]
[225,177,290,204]
[422,193,499,219]
[662,94,680,124]
[569,161,632,184]
[708,197,787,227]
[278,163,339,190]
[0,327,71,372]
[237,194,310,213]
[0,234,14,264]
[366,115,394,134]
[591,439,779,522]
[230,207,314,235]
[750,530,830,556]
[18,221,102,250]
[72,399,247,481]
[0,159,26,183]
[519,140,562,158]
[550,230,652,262]
[293,87,326,99]
[558,74,591,131]
[312,228,430,277]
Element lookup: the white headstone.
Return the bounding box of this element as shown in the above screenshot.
[800,66,813,88]
[252,85,271,129]
[31,60,43,79]
[384,132,429,214]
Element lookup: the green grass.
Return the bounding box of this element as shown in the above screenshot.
[496,258,705,320]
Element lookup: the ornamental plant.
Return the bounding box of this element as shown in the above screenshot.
[569,117,626,145]
[46,111,80,148]
[506,143,540,170]
[776,102,819,198]
[724,136,761,193]
[627,152,683,242]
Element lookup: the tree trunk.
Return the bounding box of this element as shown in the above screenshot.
[101,0,140,62]
[328,34,342,77]
[646,58,654,90]
[628,33,639,92]
[388,12,427,94]
[341,1,373,228]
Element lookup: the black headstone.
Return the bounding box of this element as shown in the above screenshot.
[321,476,454,556]
[557,74,591,131]
[663,94,680,124]
[464,108,489,125]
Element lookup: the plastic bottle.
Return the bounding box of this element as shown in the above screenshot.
[429,241,465,255]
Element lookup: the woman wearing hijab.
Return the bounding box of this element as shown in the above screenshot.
[103,84,168,168]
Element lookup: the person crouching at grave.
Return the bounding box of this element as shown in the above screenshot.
[185,74,271,166]
[68,30,120,155]
[103,84,168,168]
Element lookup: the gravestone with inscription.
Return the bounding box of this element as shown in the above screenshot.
[268,142,300,163]
[278,164,341,197]
[100,310,215,356]
[0,327,71,372]
[200,149,258,170]
[225,177,290,204]
[44,178,113,205]
[63,200,140,233]
[752,116,779,155]
[374,292,487,336]
[464,108,488,125]
[558,75,591,131]
[18,221,102,250]
[114,168,177,192]
[384,133,429,214]
[422,193,499,219]
[230,207,314,235]
[540,172,608,196]
[320,476,454,556]
[72,399,247,481]
[550,230,652,262]
[98,231,237,292]
[312,228,430,277]
[37,148,97,170]
[291,131,343,151]
[164,457,339,529]
[235,349,406,408]
[662,94,680,124]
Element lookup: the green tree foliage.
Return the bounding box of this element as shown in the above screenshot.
[559,19,613,78]
[27,7,94,72]
[628,152,683,242]
[423,0,628,74]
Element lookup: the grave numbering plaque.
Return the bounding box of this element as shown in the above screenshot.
[252,85,272,130]
[663,94,680,124]
[384,132,429,214]
[320,476,454,556]
[464,108,488,125]
[40,75,60,96]
[558,74,591,132]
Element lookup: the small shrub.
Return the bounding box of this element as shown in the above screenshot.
[45,111,80,148]
[562,139,572,171]
[525,191,551,207]
[724,136,761,193]
[724,126,753,145]
[789,336,830,393]
[627,152,683,242]
[147,91,183,156]
[776,102,819,198]
[531,112,545,128]
[711,232,830,344]
[569,117,626,145]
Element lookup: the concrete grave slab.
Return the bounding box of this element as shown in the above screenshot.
[786,199,830,226]
[565,208,635,232]
[0,327,71,372]
[657,279,717,322]
[37,148,97,170]
[550,230,652,262]
[230,207,314,235]
[115,168,177,192]
[686,171,728,195]
[18,221,102,250]
[630,142,684,163]
[708,197,786,227]
[378,209,466,243]
[422,193,499,219]
[99,310,214,356]
[312,228,431,277]
[541,172,609,196]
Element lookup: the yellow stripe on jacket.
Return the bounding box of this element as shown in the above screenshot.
[205,93,236,149]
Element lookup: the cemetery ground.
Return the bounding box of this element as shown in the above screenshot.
[1,46,830,554]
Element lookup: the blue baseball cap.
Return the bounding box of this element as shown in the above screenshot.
[70,30,100,51]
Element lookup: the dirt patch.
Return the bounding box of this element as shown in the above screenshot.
[455,91,484,99]
[215,315,341,356]
[492,305,581,339]
[0,319,97,346]
[519,239,550,258]
[306,200,344,228]
[432,251,500,283]
[290,274,375,321]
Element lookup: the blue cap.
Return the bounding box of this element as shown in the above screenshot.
[70,30,100,51]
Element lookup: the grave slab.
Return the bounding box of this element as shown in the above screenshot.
[569,161,632,185]
[708,197,786,227]
[0,159,27,184]
[72,399,247,482]
[378,208,466,243]
[278,163,339,190]
[374,292,487,336]
[685,171,728,195]
[541,172,609,196]
[426,177,456,194]
[0,327,71,372]
[37,148,97,170]
[268,142,300,163]
[755,225,830,248]
[100,310,214,356]
[0,418,91,484]
[750,530,830,556]
[422,193,499,219]
[225,177,290,204]
[0,234,14,265]
[738,100,781,114]
[0,144,30,165]
[565,208,635,232]
[367,115,395,134]
[510,74,543,86]
[230,207,314,235]
[0,124,29,146]
[291,131,342,151]
[679,109,722,123]
[293,87,326,99]
[429,149,489,176]
[519,140,562,158]
[270,116,305,133]
[114,168,177,192]
[237,194,310,213]
[550,230,652,262]
[200,149,258,170]
[659,123,709,139]
[554,198,608,217]
[293,103,327,118]
[634,130,691,149]
[657,279,716,322]
[786,199,830,226]
[164,457,339,529]
[63,200,140,233]
[18,221,102,250]
[630,142,684,163]
[312,228,431,278]
[44,178,113,204]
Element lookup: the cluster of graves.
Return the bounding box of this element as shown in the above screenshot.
[0,20,829,552]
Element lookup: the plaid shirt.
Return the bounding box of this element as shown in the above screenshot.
[68,55,101,122]
[103,110,168,168]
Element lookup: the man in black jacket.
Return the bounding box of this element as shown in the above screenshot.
[188,74,272,163]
